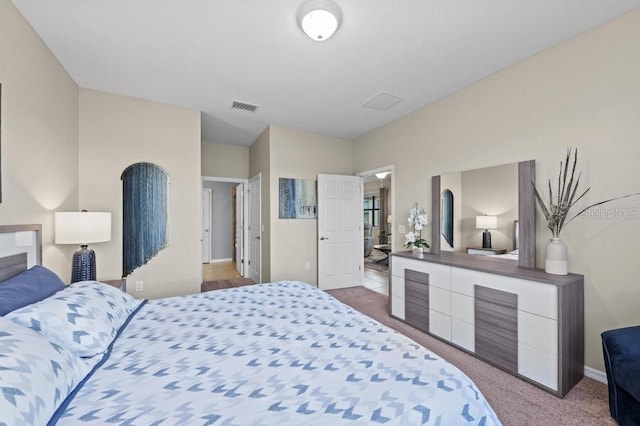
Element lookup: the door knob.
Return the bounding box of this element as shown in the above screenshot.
[320,236,329,240]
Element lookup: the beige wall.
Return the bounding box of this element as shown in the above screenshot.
[201,141,249,179]
[354,9,640,372]
[269,125,353,285]
[79,89,202,298]
[0,1,79,279]
[249,127,271,282]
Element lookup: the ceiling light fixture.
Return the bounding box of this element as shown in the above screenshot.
[375,172,389,179]
[297,0,342,41]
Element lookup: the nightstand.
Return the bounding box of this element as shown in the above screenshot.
[102,279,127,292]
[466,247,507,255]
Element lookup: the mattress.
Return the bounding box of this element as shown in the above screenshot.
[51,281,501,425]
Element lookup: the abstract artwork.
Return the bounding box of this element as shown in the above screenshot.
[279,178,317,219]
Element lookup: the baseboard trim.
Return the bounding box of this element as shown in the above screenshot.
[584,366,607,384]
[210,258,233,263]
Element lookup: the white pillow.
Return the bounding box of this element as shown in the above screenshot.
[6,282,141,358]
[0,317,91,425]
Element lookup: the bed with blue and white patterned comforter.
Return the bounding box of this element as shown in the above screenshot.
[53,281,501,425]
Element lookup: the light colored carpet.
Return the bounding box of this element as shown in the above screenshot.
[327,286,615,426]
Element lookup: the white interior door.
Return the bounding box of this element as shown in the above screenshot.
[235,183,244,275]
[201,188,212,263]
[248,174,261,283]
[318,174,363,290]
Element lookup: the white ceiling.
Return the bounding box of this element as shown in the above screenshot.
[12,0,640,146]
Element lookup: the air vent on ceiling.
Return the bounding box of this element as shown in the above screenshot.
[362,91,405,111]
[231,100,259,112]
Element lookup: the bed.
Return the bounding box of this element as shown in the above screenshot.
[0,225,501,425]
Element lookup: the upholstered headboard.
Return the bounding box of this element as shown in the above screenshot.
[0,224,42,281]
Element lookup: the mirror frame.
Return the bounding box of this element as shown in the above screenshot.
[431,160,536,268]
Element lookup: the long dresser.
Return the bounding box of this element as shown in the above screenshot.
[390,251,584,397]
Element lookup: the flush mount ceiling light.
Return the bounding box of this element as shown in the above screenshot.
[297,0,342,41]
[375,172,389,179]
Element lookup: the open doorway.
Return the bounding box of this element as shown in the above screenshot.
[201,177,251,286]
[359,166,394,296]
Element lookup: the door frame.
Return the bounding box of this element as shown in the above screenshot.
[201,176,249,277]
[201,187,212,263]
[248,173,262,283]
[358,164,396,254]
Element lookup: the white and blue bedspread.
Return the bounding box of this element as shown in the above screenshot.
[54,281,501,425]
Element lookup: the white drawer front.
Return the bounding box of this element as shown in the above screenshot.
[391,295,405,320]
[451,292,474,323]
[391,274,405,298]
[452,318,474,352]
[429,309,451,341]
[519,342,558,391]
[518,311,558,355]
[429,286,451,315]
[391,257,451,290]
[451,267,558,319]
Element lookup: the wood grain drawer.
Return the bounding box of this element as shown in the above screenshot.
[405,270,429,333]
[475,286,518,374]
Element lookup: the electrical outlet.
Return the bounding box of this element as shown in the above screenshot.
[305,262,311,270]
[399,225,407,234]
[135,281,144,292]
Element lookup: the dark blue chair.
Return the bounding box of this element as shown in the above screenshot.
[602,326,640,425]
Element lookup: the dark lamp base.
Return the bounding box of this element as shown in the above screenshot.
[71,246,96,283]
[482,230,492,249]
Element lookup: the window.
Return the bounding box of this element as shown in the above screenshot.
[363,195,380,227]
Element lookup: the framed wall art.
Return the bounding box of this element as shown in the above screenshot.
[278,178,317,219]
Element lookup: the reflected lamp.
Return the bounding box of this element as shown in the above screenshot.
[475,215,497,249]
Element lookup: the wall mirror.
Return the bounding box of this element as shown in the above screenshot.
[431,160,535,268]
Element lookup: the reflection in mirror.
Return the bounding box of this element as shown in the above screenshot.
[441,189,454,248]
[441,162,518,255]
[431,160,536,268]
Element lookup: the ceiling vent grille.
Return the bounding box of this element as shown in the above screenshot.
[231,100,259,112]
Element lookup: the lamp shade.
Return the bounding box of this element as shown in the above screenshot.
[297,0,342,41]
[55,212,112,245]
[475,215,498,230]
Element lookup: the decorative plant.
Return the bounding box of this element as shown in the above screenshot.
[533,148,640,238]
[404,202,430,249]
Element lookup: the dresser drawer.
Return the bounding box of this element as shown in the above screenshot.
[391,257,451,290]
[451,267,558,319]
[391,295,405,320]
[429,309,451,341]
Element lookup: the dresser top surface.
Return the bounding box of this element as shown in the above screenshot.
[392,251,583,286]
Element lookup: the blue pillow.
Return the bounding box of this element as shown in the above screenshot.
[0,265,65,315]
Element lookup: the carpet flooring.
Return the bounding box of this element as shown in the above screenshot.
[327,286,615,426]
[201,277,255,292]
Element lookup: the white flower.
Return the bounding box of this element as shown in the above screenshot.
[404,231,416,245]
[405,202,430,249]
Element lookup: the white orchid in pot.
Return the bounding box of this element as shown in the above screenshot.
[533,148,639,275]
[404,202,430,254]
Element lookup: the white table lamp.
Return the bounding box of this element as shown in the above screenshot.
[476,215,498,249]
[55,211,111,283]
